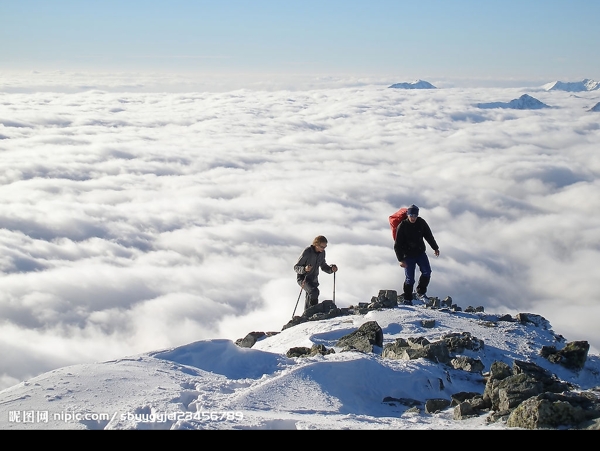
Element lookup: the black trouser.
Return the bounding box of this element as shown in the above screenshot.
[299,278,320,311]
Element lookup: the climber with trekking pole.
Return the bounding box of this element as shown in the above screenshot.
[292,235,338,317]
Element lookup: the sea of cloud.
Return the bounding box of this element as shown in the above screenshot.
[1,73,599,389]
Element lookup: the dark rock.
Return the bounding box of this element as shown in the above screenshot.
[483,360,574,415]
[497,314,515,322]
[507,392,599,429]
[425,341,451,364]
[454,402,478,420]
[451,392,483,406]
[425,398,451,413]
[303,300,339,319]
[282,315,308,331]
[516,313,550,329]
[336,321,383,353]
[442,331,484,353]
[286,344,335,358]
[286,347,311,358]
[450,356,485,373]
[381,338,410,359]
[377,290,398,308]
[382,397,423,407]
[235,331,266,348]
[540,341,590,371]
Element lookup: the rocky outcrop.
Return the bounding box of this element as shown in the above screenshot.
[483,360,573,413]
[235,289,600,429]
[449,359,600,429]
[506,392,600,429]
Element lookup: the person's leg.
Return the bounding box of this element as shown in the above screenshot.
[403,257,417,301]
[303,280,320,311]
[415,253,432,296]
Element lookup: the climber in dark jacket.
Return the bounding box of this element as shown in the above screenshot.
[394,205,439,302]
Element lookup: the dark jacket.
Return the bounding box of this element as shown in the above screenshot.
[394,217,439,262]
[294,245,333,283]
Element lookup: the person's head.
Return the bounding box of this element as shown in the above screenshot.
[407,204,419,223]
[312,235,328,252]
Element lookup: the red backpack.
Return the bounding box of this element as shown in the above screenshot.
[389,207,408,241]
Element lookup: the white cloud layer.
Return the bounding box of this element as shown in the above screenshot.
[1,77,599,389]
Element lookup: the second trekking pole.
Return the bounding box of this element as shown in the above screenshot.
[292,278,305,319]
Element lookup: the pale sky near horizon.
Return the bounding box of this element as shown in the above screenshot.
[2,0,599,83]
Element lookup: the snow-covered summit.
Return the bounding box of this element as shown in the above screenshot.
[543,79,600,92]
[388,80,437,89]
[1,299,599,430]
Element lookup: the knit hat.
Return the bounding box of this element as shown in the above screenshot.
[407,204,419,216]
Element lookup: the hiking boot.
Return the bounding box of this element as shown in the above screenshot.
[417,293,430,303]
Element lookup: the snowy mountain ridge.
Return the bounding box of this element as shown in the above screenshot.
[1,295,599,430]
[543,79,600,92]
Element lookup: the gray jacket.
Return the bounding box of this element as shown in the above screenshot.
[294,245,333,283]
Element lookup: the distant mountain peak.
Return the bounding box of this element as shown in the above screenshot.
[590,102,600,112]
[389,80,437,90]
[508,94,549,109]
[543,79,600,92]
[477,94,550,110]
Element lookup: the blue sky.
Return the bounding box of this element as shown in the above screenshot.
[2,0,599,82]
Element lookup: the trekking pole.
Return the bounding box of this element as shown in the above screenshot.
[333,271,336,304]
[292,278,306,319]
